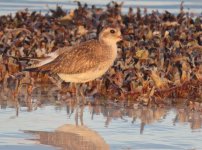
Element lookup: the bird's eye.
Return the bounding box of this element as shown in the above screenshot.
[110,29,115,34]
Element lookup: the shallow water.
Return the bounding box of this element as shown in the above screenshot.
[0,83,202,150]
[0,0,201,15]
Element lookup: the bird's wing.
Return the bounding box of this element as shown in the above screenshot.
[25,46,71,69]
[36,40,102,74]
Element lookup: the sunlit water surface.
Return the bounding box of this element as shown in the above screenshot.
[0,99,202,150]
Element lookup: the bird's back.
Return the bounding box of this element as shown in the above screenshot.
[34,39,112,75]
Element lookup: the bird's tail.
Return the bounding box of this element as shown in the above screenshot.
[23,66,51,73]
[23,67,50,73]
[23,67,39,72]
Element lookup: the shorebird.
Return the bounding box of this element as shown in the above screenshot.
[25,26,122,101]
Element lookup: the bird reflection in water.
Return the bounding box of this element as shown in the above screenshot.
[24,124,110,150]
[65,100,85,126]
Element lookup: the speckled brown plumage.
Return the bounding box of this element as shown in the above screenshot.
[25,27,122,83]
[38,40,110,74]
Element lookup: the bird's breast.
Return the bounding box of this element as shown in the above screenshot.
[101,44,117,63]
[58,67,108,83]
[57,43,118,83]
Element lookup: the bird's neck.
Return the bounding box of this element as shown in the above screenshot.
[99,39,118,60]
[99,38,117,50]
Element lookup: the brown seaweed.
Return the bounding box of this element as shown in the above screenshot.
[0,2,201,106]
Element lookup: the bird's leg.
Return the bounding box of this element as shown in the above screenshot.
[97,78,103,93]
[75,83,79,100]
[79,84,86,105]
[75,83,86,105]
[75,83,81,104]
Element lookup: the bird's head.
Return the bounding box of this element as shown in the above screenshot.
[98,27,122,44]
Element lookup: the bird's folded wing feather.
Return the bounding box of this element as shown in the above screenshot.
[25,46,71,69]
[36,41,102,74]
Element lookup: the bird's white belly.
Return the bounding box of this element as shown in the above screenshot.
[58,68,108,83]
